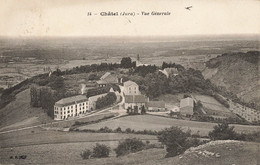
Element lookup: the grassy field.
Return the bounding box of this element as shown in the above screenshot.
[77,115,260,136]
[0,139,259,165]
[0,127,157,148]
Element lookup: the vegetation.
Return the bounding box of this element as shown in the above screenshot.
[208,123,237,140]
[114,138,146,157]
[120,57,136,68]
[208,123,260,142]
[158,126,202,157]
[96,92,117,109]
[80,149,92,159]
[92,143,110,158]
[80,143,110,159]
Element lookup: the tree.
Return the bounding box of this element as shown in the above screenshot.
[158,126,190,157]
[121,57,132,68]
[208,123,237,140]
[92,143,110,158]
[141,105,146,114]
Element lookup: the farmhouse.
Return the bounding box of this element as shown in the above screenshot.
[124,95,149,113]
[54,95,89,120]
[146,101,166,112]
[96,72,118,87]
[180,97,194,116]
[123,80,140,95]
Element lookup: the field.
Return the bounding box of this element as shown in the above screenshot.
[0,127,157,148]
[77,115,260,136]
[192,94,237,118]
[0,138,259,164]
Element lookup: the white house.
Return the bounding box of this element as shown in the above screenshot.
[180,97,194,116]
[123,80,140,95]
[54,95,89,120]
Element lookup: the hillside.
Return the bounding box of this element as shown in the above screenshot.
[0,140,259,164]
[203,51,260,107]
[0,88,52,130]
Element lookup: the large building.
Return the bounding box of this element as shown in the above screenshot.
[180,97,194,116]
[96,72,118,87]
[124,95,149,113]
[123,80,140,95]
[54,95,89,120]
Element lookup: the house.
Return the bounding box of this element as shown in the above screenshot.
[96,72,118,87]
[146,101,166,112]
[124,95,149,113]
[54,95,89,120]
[123,80,140,95]
[180,97,194,116]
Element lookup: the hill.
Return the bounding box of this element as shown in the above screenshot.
[0,139,259,165]
[203,51,260,108]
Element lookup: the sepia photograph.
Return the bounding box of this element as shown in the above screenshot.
[0,0,259,164]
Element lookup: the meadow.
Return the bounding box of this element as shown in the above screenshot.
[77,115,260,136]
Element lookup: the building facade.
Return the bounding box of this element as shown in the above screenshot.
[123,80,140,95]
[124,95,148,113]
[229,101,260,122]
[146,101,166,112]
[180,97,194,116]
[54,95,89,120]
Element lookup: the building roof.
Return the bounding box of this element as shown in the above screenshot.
[97,72,118,84]
[125,95,148,103]
[180,97,194,108]
[124,80,138,87]
[55,95,88,107]
[147,101,165,108]
[100,72,111,80]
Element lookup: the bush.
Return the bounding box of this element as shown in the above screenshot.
[99,126,112,133]
[115,127,122,132]
[158,126,189,157]
[92,143,110,158]
[80,149,92,159]
[208,123,237,140]
[125,128,132,133]
[114,138,145,157]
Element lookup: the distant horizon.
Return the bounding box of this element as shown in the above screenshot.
[0,33,259,40]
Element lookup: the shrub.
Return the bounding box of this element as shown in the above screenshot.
[114,138,145,157]
[115,127,122,132]
[92,143,110,158]
[125,128,132,133]
[99,126,112,133]
[80,149,92,159]
[208,123,237,140]
[158,126,189,157]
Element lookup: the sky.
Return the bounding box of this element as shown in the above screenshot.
[0,0,260,37]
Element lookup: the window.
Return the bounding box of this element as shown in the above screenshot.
[71,106,73,108]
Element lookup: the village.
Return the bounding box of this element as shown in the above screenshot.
[53,63,260,123]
